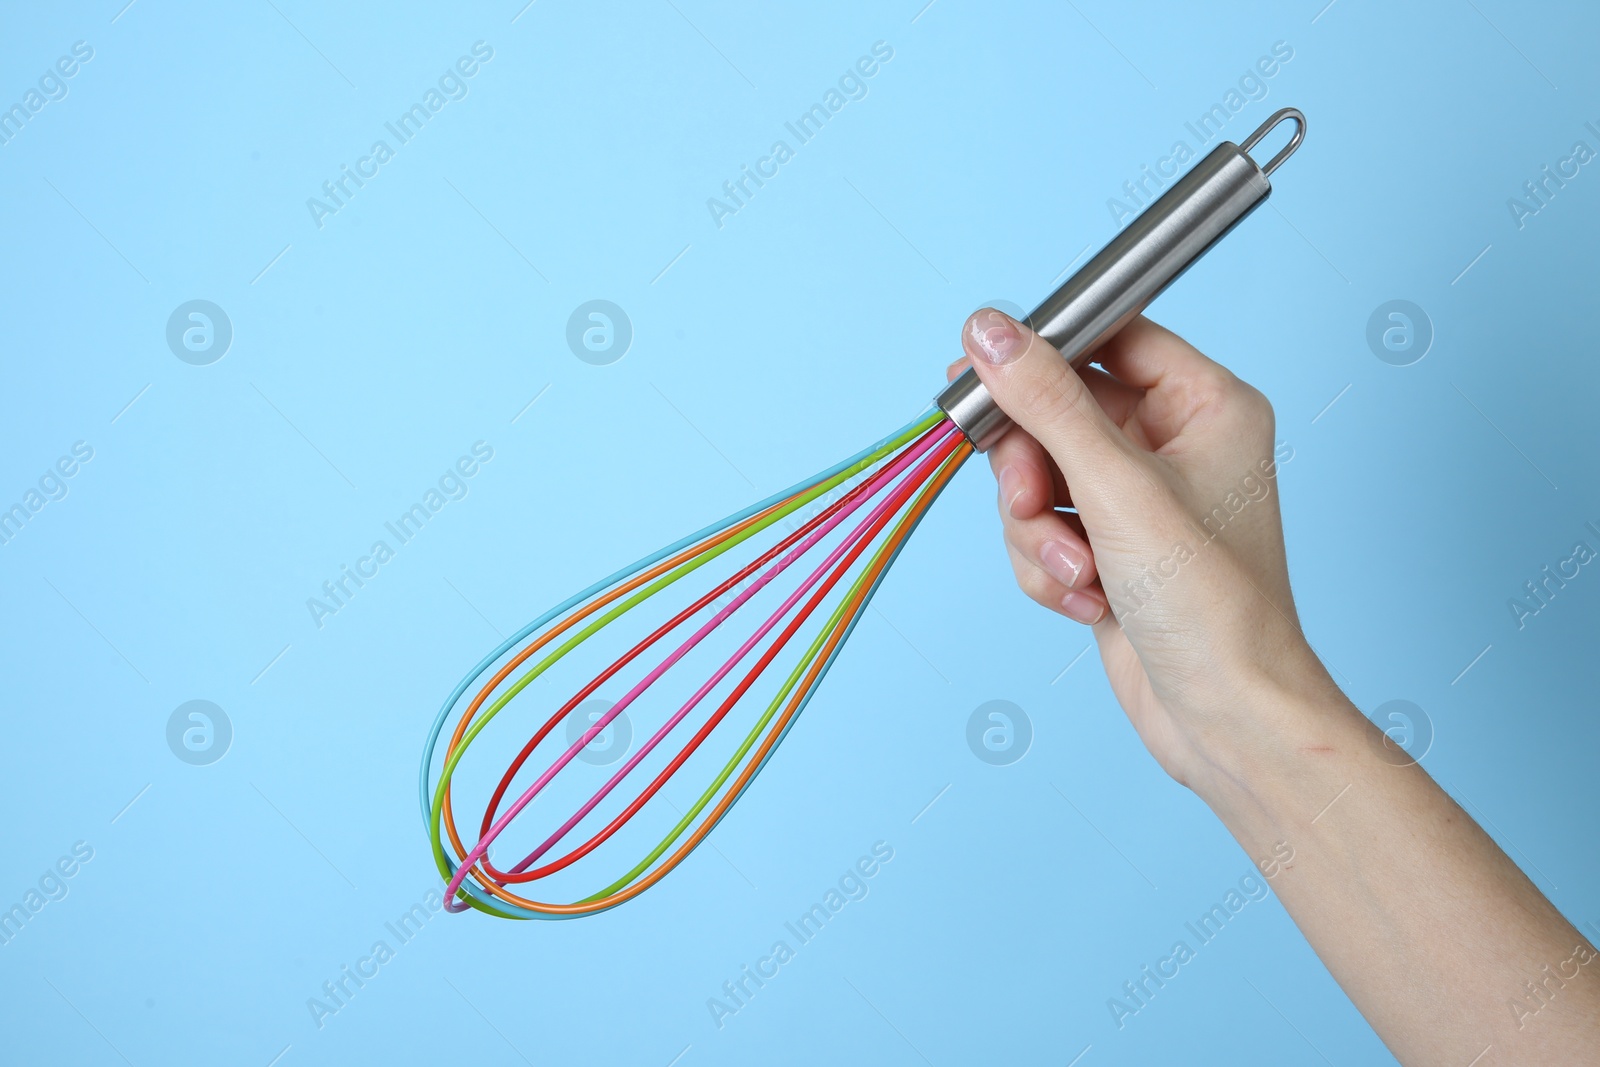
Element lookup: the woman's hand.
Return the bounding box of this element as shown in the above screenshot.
[951,309,1339,791]
[953,309,1600,1067]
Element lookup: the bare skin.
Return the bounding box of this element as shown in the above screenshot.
[952,308,1600,1066]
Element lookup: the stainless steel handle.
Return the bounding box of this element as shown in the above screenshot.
[936,107,1306,452]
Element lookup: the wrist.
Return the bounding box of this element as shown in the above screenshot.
[1181,658,1366,824]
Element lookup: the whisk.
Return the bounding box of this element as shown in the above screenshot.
[419,109,1306,919]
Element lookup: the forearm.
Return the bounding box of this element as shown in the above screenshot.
[1192,676,1600,1066]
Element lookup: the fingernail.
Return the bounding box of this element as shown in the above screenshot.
[968,310,1023,365]
[1039,540,1087,587]
[1061,591,1105,625]
[998,466,1027,517]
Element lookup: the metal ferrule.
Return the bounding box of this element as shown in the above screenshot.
[936,107,1305,452]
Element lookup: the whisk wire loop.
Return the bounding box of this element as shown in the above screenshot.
[421,409,970,918]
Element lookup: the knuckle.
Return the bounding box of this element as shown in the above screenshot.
[1016,561,1058,606]
[1189,364,1236,410]
[1239,380,1273,416]
[1193,368,1274,430]
[1234,380,1276,436]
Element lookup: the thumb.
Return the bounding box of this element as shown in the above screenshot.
[959,308,1136,495]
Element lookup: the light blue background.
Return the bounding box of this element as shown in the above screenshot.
[2,1,1597,1064]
